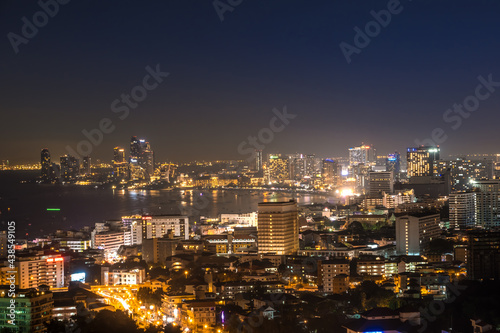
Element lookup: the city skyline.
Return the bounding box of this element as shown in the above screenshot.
[2,1,500,163]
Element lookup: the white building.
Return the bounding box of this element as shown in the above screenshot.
[141,215,189,241]
[396,213,441,256]
[16,255,64,289]
[220,212,258,227]
[101,267,146,285]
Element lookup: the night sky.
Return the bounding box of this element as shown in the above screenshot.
[1,1,500,164]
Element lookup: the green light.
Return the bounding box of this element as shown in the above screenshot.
[46,208,61,211]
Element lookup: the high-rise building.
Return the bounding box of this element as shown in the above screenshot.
[449,180,500,229]
[255,150,263,172]
[60,155,79,181]
[113,147,128,180]
[16,255,64,289]
[0,287,53,333]
[140,215,189,241]
[368,171,394,197]
[257,200,299,255]
[322,159,340,186]
[41,148,50,180]
[349,144,376,166]
[395,213,441,256]
[82,156,91,175]
[434,158,493,191]
[114,147,126,163]
[386,152,401,180]
[267,154,290,184]
[129,136,154,179]
[407,146,440,178]
[467,229,500,280]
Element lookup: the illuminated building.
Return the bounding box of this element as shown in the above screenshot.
[81,156,91,175]
[395,213,440,256]
[101,267,146,285]
[255,149,263,172]
[357,256,385,276]
[92,230,131,259]
[58,239,91,252]
[386,152,401,180]
[321,159,340,186]
[113,147,129,180]
[348,144,376,166]
[467,229,500,280]
[382,190,415,209]
[368,171,394,197]
[142,231,180,263]
[258,200,299,255]
[406,146,440,178]
[16,255,65,289]
[60,154,79,181]
[204,234,256,254]
[113,146,126,163]
[220,212,258,227]
[0,231,6,258]
[434,158,493,191]
[267,154,290,183]
[41,148,51,180]
[140,215,189,241]
[449,180,500,229]
[290,154,306,181]
[321,259,350,293]
[0,287,53,333]
[181,300,216,329]
[129,136,154,179]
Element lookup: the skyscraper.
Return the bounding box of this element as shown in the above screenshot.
[82,156,91,175]
[129,136,154,179]
[450,180,500,229]
[349,144,376,166]
[41,148,50,180]
[257,200,299,255]
[386,152,401,180]
[255,150,263,172]
[114,147,126,163]
[60,155,79,181]
[395,213,440,256]
[467,229,500,280]
[322,159,339,186]
[407,146,440,178]
[267,154,290,184]
[368,171,393,197]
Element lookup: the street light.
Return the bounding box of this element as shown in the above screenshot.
[184,270,189,279]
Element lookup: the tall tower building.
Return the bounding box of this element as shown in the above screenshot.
[368,171,393,197]
[267,154,290,184]
[129,136,154,179]
[257,200,299,255]
[60,155,79,181]
[467,229,500,280]
[82,156,91,175]
[395,213,440,255]
[255,150,263,172]
[41,148,51,180]
[322,159,339,186]
[407,146,440,178]
[386,152,401,180]
[349,144,376,166]
[114,147,126,163]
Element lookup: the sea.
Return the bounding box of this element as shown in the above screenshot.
[0,170,337,239]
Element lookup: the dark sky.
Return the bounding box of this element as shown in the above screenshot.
[1,0,500,164]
